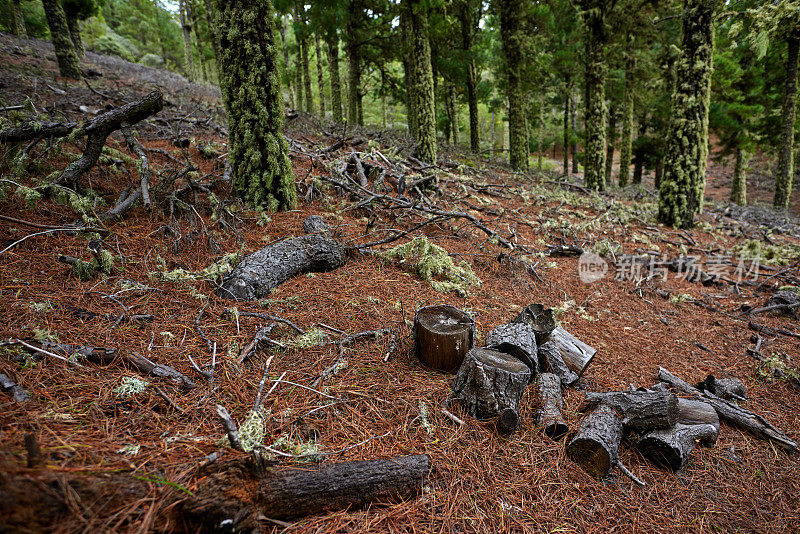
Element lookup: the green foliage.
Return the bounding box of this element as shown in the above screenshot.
[138,52,165,68]
[380,236,481,296]
[14,185,41,209]
[732,239,800,266]
[757,355,799,382]
[92,28,140,60]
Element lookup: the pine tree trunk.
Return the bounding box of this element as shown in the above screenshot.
[65,13,84,58]
[604,107,616,185]
[346,1,363,125]
[730,146,748,206]
[499,0,528,171]
[405,0,437,163]
[618,34,634,187]
[563,81,570,175]
[180,0,194,81]
[294,25,304,111]
[203,0,222,83]
[583,10,607,191]
[315,34,326,117]
[213,0,296,211]
[459,1,480,152]
[571,90,579,173]
[657,0,718,228]
[774,33,799,210]
[401,10,418,138]
[42,0,81,79]
[327,36,343,122]
[445,81,458,145]
[301,37,314,114]
[11,0,27,37]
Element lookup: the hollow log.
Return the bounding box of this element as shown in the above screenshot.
[184,455,430,526]
[538,340,578,386]
[510,303,555,343]
[486,322,538,375]
[452,348,531,426]
[581,390,678,433]
[219,216,346,301]
[637,423,719,473]
[658,367,797,452]
[535,373,568,439]
[549,326,596,376]
[413,305,475,372]
[566,403,623,478]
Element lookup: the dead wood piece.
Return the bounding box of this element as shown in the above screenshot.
[238,325,277,365]
[510,303,555,342]
[302,214,330,234]
[547,245,585,256]
[24,433,42,468]
[637,423,718,473]
[452,348,530,429]
[183,454,430,527]
[751,290,800,317]
[486,322,538,375]
[538,340,578,386]
[413,305,474,373]
[549,326,596,377]
[581,390,678,433]
[676,398,720,442]
[658,367,797,452]
[0,372,29,402]
[535,373,568,440]
[566,403,623,479]
[696,375,746,402]
[216,405,244,451]
[219,233,346,301]
[0,121,77,143]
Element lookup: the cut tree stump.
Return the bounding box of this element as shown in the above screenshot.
[218,216,346,301]
[413,305,475,372]
[535,373,568,439]
[566,403,623,478]
[538,340,578,386]
[511,303,556,343]
[550,326,596,376]
[637,423,719,472]
[184,454,430,526]
[581,390,678,433]
[486,322,538,375]
[452,348,531,428]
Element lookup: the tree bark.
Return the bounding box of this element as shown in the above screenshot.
[315,33,326,117]
[300,26,314,114]
[563,78,571,175]
[538,339,578,386]
[180,0,194,81]
[327,35,343,122]
[404,0,437,163]
[11,0,27,37]
[401,9,418,138]
[637,423,717,472]
[618,33,634,187]
[42,0,82,79]
[571,90,579,173]
[459,0,480,152]
[581,390,678,433]
[346,0,363,125]
[511,303,556,343]
[583,6,607,191]
[604,106,616,185]
[730,146,748,206]
[65,13,84,58]
[548,326,595,376]
[676,397,719,438]
[499,0,529,171]
[535,373,568,439]
[413,305,475,372]
[486,323,538,375]
[203,0,221,82]
[567,403,623,478]
[774,32,799,210]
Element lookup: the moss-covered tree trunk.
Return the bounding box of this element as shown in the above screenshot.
[499,0,529,171]
[774,33,799,210]
[65,13,84,58]
[571,89,579,173]
[731,147,748,206]
[213,0,296,211]
[11,0,27,37]
[618,36,634,187]
[346,0,363,125]
[657,0,718,228]
[404,0,437,163]
[459,0,480,152]
[582,8,607,190]
[42,0,81,79]
[327,36,343,122]
[179,0,194,81]
[301,36,314,114]
[604,106,616,184]
[294,28,304,110]
[315,34,326,117]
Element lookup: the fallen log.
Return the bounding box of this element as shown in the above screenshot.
[549,326,596,377]
[219,216,346,301]
[637,423,719,473]
[538,340,578,386]
[566,403,623,478]
[413,305,475,372]
[658,367,797,452]
[452,348,531,430]
[696,374,746,402]
[581,390,678,433]
[486,322,538,375]
[534,373,568,439]
[676,398,719,440]
[510,303,555,343]
[183,454,430,527]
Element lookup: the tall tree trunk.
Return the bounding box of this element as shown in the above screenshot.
[65,13,84,58]
[213,0,295,211]
[301,35,314,114]
[294,24,304,111]
[42,0,81,79]
[604,106,617,185]
[346,0,363,125]
[499,0,529,171]
[180,0,194,81]
[571,89,579,173]
[731,147,748,206]
[563,79,570,175]
[404,0,437,163]
[445,81,458,145]
[203,0,222,83]
[315,34,326,117]
[583,8,607,190]
[326,36,343,122]
[774,33,800,210]
[11,0,27,37]
[657,0,718,228]
[459,0,480,152]
[619,34,634,187]
[401,10,418,137]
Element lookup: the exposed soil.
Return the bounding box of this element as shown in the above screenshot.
[1,33,800,533]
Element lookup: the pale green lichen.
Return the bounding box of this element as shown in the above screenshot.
[29,300,53,313]
[238,409,267,452]
[288,327,325,349]
[14,185,41,209]
[270,435,323,462]
[380,236,481,296]
[114,376,149,398]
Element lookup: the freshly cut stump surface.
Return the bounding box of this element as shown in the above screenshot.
[414,305,475,372]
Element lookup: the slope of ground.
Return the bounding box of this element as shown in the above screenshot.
[1,33,799,533]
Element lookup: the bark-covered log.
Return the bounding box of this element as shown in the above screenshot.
[696,374,746,401]
[538,339,578,386]
[566,403,623,478]
[581,390,678,433]
[535,373,568,439]
[302,214,330,234]
[510,303,555,343]
[486,322,538,375]
[677,398,719,441]
[549,326,596,376]
[452,348,530,426]
[219,217,346,301]
[658,367,797,452]
[637,423,718,472]
[184,455,430,526]
[414,305,475,372]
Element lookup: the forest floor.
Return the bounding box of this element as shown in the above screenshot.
[1,33,800,533]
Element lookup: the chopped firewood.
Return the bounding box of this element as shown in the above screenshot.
[510,303,555,343]
[549,326,596,377]
[486,322,538,375]
[696,374,747,402]
[637,423,719,472]
[413,305,475,372]
[581,390,678,433]
[535,373,568,440]
[538,340,578,386]
[567,403,623,478]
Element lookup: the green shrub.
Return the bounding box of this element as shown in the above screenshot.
[139,53,164,68]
